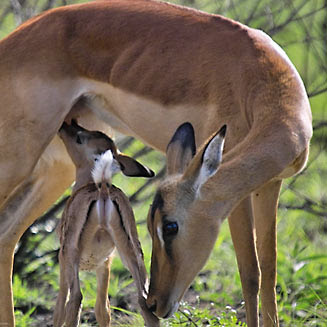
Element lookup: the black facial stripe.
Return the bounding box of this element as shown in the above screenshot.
[162,217,176,260]
[151,192,164,221]
[151,192,175,260]
[164,238,174,260]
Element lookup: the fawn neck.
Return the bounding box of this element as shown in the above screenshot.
[73,164,94,192]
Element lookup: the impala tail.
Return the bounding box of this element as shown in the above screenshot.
[92,150,120,229]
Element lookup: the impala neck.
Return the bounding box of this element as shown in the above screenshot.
[198,131,302,209]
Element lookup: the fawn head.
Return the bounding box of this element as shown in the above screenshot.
[59,120,154,178]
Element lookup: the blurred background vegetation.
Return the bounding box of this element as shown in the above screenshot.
[1,0,326,326]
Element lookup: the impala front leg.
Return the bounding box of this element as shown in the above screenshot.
[0,178,60,326]
[228,197,260,327]
[0,137,74,327]
[0,183,35,325]
[0,179,73,325]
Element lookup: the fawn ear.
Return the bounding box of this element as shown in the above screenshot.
[166,122,196,175]
[116,154,155,178]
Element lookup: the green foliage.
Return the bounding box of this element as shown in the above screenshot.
[15,308,36,327]
[1,0,326,325]
[163,301,246,326]
[13,275,39,307]
[13,276,41,327]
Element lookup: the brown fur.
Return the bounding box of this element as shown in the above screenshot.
[54,123,158,327]
[55,183,158,327]
[147,124,310,326]
[0,0,312,325]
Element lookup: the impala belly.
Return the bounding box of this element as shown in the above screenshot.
[76,79,220,152]
[38,135,73,168]
[79,207,115,271]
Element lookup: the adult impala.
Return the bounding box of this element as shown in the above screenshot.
[0,0,311,326]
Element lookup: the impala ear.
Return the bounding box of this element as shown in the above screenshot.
[183,125,226,196]
[166,122,196,175]
[116,154,155,178]
[196,125,226,192]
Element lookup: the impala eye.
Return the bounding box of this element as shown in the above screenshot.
[163,221,178,236]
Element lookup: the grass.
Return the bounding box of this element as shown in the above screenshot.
[11,132,327,326]
[12,196,327,326]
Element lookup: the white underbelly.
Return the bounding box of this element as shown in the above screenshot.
[76,78,212,151]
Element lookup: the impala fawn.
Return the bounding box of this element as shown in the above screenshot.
[54,121,158,327]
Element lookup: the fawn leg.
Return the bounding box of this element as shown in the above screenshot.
[95,258,112,327]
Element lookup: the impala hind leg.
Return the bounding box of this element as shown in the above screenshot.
[54,256,69,327]
[0,136,74,327]
[252,180,282,327]
[228,197,260,327]
[95,258,112,327]
[64,252,83,327]
[0,245,15,326]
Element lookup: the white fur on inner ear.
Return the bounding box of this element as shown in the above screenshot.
[195,133,225,197]
[92,150,120,184]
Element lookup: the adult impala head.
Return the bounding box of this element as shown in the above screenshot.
[147,122,228,318]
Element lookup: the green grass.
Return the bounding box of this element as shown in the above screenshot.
[12,134,327,326]
[12,189,327,326]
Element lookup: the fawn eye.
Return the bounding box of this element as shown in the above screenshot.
[76,135,82,144]
[163,221,178,236]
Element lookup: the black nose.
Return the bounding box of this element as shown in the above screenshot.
[148,300,157,313]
